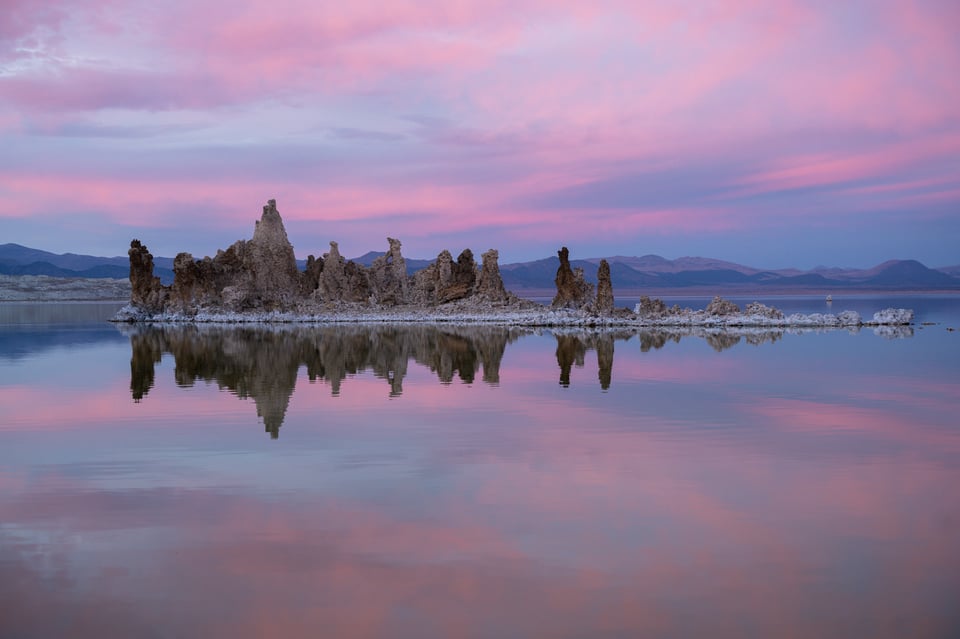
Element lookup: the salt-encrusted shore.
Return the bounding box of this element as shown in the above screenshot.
[112,302,914,328]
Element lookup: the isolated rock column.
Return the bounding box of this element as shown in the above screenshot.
[128,239,167,312]
[594,259,614,315]
[552,246,594,309]
[476,249,509,302]
[247,199,300,308]
[319,241,346,301]
[369,237,410,305]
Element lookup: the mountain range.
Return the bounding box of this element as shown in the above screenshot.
[2,243,958,292]
[0,244,175,283]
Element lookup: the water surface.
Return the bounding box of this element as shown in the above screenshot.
[1,299,959,638]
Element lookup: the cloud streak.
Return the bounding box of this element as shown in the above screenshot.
[1,0,957,266]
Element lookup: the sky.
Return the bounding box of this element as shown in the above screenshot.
[1,0,958,269]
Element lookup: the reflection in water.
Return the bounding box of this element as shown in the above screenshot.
[126,325,529,437]
[125,324,830,436]
[555,334,587,389]
[3,305,953,639]
[637,328,785,352]
[554,331,634,389]
[552,326,815,389]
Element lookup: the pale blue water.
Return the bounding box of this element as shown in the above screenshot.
[1,297,959,638]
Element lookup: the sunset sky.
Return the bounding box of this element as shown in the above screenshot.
[1,0,958,268]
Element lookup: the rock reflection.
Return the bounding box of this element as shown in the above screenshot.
[553,331,634,389]
[124,325,528,438]
[552,327,795,389]
[130,331,160,402]
[638,327,786,352]
[873,325,914,339]
[125,324,905,436]
[637,330,679,353]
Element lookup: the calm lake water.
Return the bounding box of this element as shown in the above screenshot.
[1,297,959,638]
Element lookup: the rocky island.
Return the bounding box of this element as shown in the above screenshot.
[113,199,914,328]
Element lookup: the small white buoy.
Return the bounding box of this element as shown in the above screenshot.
[826,294,833,304]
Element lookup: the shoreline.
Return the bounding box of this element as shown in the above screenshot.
[113,321,914,343]
[110,303,915,328]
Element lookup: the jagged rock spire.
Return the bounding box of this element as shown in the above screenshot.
[552,246,594,309]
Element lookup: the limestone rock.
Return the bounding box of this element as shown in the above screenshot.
[445,249,477,302]
[634,295,668,316]
[170,252,201,311]
[368,238,410,305]
[410,251,445,305]
[208,242,253,310]
[872,308,914,325]
[317,241,370,303]
[148,200,302,313]
[837,310,863,325]
[343,260,371,303]
[552,246,594,309]
[247,199,300,308]
[318,241,346,301]
[705,295,740,316]
[593,259,614,315]
[744,301,784,319]
[124,197,533,316]
[299,254,324,297]
[128,240,167,312]
[411,248,479,305]
[476,249,509,302]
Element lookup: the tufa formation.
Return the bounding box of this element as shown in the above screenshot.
[551,246,594,310]
[121,205,916,329]
[126,198,542,316]
[593,259,614,315]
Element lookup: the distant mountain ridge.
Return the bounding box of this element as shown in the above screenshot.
[498,254,960,291]
[2,243,958,292]
[0,243,175,284]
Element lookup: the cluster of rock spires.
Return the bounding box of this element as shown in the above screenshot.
[128,199,525,316]
[551,246,617,315]
[121,198,914,327]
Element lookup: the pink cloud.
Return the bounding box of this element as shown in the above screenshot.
[1,0,958,264]
[0,68,231,112]
[0,0,69,61]
[728,133,960,197]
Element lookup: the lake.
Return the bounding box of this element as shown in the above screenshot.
[1,297,959,638]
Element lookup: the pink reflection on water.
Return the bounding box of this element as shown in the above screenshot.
[748,396,960,452]
[0,384,137,429]
[3,329,959,636]
[0,380,243,431]
[2,432,958,639]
